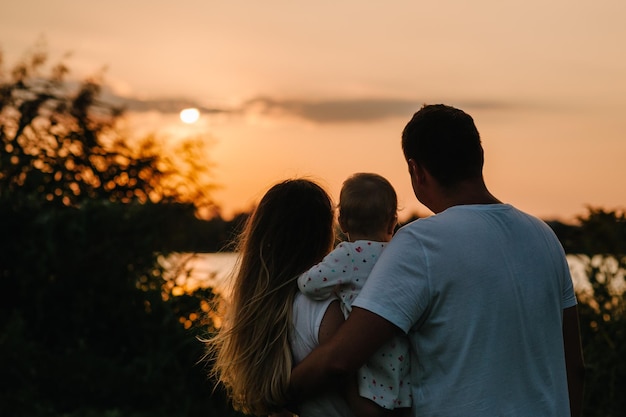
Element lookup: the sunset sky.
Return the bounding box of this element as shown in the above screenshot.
[1,1,625,222]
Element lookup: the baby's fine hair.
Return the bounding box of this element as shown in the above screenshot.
[339,172,397,236]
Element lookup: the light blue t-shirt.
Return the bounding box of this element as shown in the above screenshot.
[352,204,576,417]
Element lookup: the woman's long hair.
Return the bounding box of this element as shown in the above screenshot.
[207,179,335,415]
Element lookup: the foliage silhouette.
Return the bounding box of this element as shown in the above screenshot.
[0,45,215,212]
[0,199,243,417]
[0,47,243,416]
[561,208,625,417]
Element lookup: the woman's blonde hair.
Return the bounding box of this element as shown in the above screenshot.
[207,179,335,415]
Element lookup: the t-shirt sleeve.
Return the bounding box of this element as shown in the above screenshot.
[352,228,430,334]
[560,251,577,309]
[543,221,578,310]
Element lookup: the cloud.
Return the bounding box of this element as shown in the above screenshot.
[91,84,227,115]
[240,96,516,123]
[103,87,516,124]
[104,93,229,115]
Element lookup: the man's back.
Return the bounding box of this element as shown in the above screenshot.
[353,204,576,416]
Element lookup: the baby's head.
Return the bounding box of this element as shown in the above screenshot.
[338,173,398,242]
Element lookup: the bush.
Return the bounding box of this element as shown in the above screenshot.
[0,198,241,417]
[554,208,626,417]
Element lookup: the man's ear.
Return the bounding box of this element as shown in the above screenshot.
[408,159,425,183]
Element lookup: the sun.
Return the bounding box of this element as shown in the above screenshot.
[180,108,200,124]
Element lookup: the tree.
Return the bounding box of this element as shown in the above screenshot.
[0,46,239,416]
[0,44,215,212]
[556,208,626,417]
[576,209,625,417]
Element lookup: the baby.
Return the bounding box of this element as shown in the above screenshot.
[298,172,411,411]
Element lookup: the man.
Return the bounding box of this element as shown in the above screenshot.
[289,104,585,416]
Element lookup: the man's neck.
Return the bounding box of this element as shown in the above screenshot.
[431,179,502,214]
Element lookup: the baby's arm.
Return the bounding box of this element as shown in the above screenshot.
[297,244,351,301]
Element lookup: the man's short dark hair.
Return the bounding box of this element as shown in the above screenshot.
[401,104,484,187]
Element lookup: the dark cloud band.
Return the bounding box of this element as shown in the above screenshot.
[108,89,514,124]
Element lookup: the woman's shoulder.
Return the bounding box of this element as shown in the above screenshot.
[291,295,339,363]
[293,293,336,323]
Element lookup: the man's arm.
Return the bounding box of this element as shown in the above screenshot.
[289,306,402,404]
[319,304,408,417]
[563,305,585,417]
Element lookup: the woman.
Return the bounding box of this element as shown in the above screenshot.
[207,178,398,417]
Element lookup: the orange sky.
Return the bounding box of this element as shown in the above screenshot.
[2,1,625,222]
